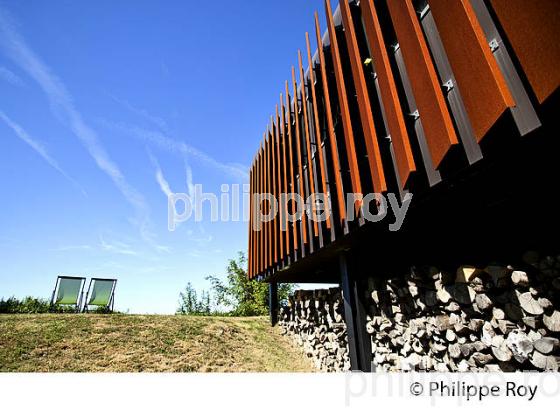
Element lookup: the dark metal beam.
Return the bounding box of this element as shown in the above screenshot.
[269,282,278,326]
[339,251,372,371]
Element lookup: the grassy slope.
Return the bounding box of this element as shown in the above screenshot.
[0,314,313,372]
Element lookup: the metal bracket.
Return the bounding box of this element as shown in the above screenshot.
[443,79,454,93]
[385,134,392,142]
[409,110,420,121]
[419,4,430,19]
[392,43,400,52]
[489,38,499,52]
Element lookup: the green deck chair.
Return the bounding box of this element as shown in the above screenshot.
[50,276,86,312]
[82,278,117,312]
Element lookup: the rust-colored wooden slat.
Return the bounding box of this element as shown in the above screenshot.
[429,0,514,141]
[248,166,252,278]
[339,0,387,193]
[268,116,278,263]
[253,157,258,278]
[267,131,273,270]
[251,162,255,278]
[280,94,291,256]
[315,12,347,224]
[252,159,257,278]
[489,0,559,104]
[263,135,268,271]
[325,0,363,208]
[298,51,320,237]
[257,141,266,274]
[360,0,416,186]
[261,137,270,271]
[254,148,258,278]
[386,0,458,167]
[259,138,264,272]
[275,105,286,260]
[305,32,332,230]
[254,158,259,277]
[285,82,300,251]
[291,66,309,245]
[248,163,253,278]
[259,145,264,275]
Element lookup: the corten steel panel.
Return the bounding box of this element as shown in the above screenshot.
[360,0,416,186]
[249,160,259,276]
[274,107,284,260]
[261,138,266,272]
[259,144,264,275]
[278,97,291,256]
[254,147,258,277]
[280,94,292,255]
[306,32,332,230]
[269,119,276,265]
[253,161,258,278]
[248,166,252,278]
[386,0,458,167]
[315,12,347,224]
[251,163,255,278]
[270,117,279,264]
[249,164,254,278]
[298,51,320,237]
[253,158,259,277]
[325,0,364,207]
[262,142,266,272]
[292,67,309,245]
[429,0,514,141]
[339,0,387,193]
[489,0,560,104]
[265,134,270,270]
[261,137,266,273]
[285,82,300,251]
[260,142,265,273]
[253,159,258,278]
[267,131,274,268]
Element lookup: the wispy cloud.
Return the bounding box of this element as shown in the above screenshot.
[0,8,167,252]
[147,149,174,197]
[0,110,87,196]
[110,94,169,132]
[148,150,211,244]
[0,66,23,86]
[53,244,93,252]
[106,121,248,182]
[184,158,195,198]
[99,235,138,256]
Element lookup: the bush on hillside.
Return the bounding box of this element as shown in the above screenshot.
[206,252,294,316]
[0,296,76,313]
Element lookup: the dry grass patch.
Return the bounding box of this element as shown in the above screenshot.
[0,314,313,372]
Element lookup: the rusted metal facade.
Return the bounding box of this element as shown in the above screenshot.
[248,0,560,284]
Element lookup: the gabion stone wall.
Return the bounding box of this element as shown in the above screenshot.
[280,251,560,372]
[279,288,350,372]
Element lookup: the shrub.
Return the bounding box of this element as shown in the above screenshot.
[176,283,212,315]
[0,296,82,313]
[206,251,294,316]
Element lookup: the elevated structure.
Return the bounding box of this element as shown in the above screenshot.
[247,0,559,369]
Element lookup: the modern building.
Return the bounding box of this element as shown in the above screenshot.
[247,0,559,370]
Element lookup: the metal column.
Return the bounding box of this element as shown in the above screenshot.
[269,282,278,326]
[339,252,372,371]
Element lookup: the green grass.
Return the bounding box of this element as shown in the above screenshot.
[0,314,314,372]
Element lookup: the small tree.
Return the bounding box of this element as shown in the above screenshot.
[177,283,212,315]
[206,251,294,316]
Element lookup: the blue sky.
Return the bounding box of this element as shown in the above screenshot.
[0,0,327,313]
